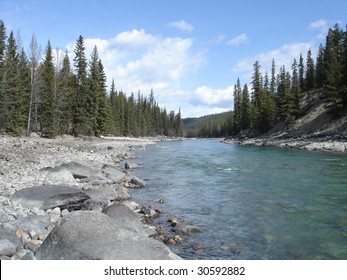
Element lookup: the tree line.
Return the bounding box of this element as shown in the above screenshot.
[0,20,184,137]
[232,23,347,136]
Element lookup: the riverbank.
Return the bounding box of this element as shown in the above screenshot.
[223,132,347,154]
[0,135,181,260]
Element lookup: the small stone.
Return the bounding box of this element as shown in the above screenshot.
[168,217,179,226]
[16,228,26,238]
[164,238,176,245]
[174,235,183,243]
[27,229,37,239]
[61,209,69,216]
[24,239,42,252]
[51,207,61,215]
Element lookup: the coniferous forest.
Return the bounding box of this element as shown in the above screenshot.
[0,20,184,138]
[188,23,347,138]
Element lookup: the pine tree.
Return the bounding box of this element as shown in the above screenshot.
[240,84,251,130]
[305,49,315,91]
[57,51,73,134]
[0,20,7,131]
[233,78,242,133]
[291,59,301,117]
[174,108,184,137]
[298,53,305,91]
[323,24,344,113]
[40,40,56,137]
[270,59,276,93]
[2,31,25,135]
[72,35,88,135]
[315,44,325,88]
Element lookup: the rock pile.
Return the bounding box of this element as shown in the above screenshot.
[0,136,180,260]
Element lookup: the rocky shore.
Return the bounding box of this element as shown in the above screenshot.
[0,135,181,260]
[223,131,347,154]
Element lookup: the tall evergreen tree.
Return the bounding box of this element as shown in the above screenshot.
[305,49,315,91]
[72,35,88,135]
[240,84,251,130]
[2,31,25,135]
[298,53,305,90]
[315,44,325,88]
[233,78,242,133]
[0,20,7,131]
[323,24,344,112]
[291,58,301,116]
[40,40,56,137]
[57,51,73,134]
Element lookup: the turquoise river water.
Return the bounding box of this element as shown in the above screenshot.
[129,139,347,260]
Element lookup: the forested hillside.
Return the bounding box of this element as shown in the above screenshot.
[0,20,184,138]
[232,23,347,137]
[183,112,233,137]
[186,23,347,138]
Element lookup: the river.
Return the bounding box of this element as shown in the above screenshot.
[128,139,347,260]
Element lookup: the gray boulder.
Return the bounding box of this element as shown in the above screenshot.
[11,185,90,211]
[44,166,77,186]
[130,176,146,188]
[61,162,103,179]
[101,164,126,184]
[125,162,139,169]
[84,185,118,202]
[102,203,154,237]
[0,239,16,257]
[35,211,180,260]
[113,185,131,201]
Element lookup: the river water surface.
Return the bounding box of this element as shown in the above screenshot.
[129,139,347,259]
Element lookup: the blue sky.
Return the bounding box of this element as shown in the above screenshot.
[1,0,346,117]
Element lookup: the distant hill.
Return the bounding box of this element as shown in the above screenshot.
[183,111,233,137]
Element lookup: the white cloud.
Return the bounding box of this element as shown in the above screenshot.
[193,85,234,107]
[227,33,249,46]
[212,34,226,44]
[66,29,205,117]
[309,19,328,30]
[309,19,330,39]
[168,20,194,32]
[232,42,314,82]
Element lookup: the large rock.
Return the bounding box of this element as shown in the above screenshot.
[61,162,103,179]
[35,211,180,260]
[101,164,126,184]
[102,203,154,237]
[0,239,16,257]
[11,185,90,211]
[44,166,77,186]
[113,185,131,201]
[130,176,146,188]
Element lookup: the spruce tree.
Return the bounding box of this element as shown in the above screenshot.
[2,31,24,135]
[240,84,251,130]
[323,24,344,113]
[298,54,305,90]
[0,21,7,131]
[57,52,73,134]
[40,40,56,137]
[305,49,315,91]
[315,44,325,88]
[73,35,88,135]
[291,59,301,117]
[233,78,242,133]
